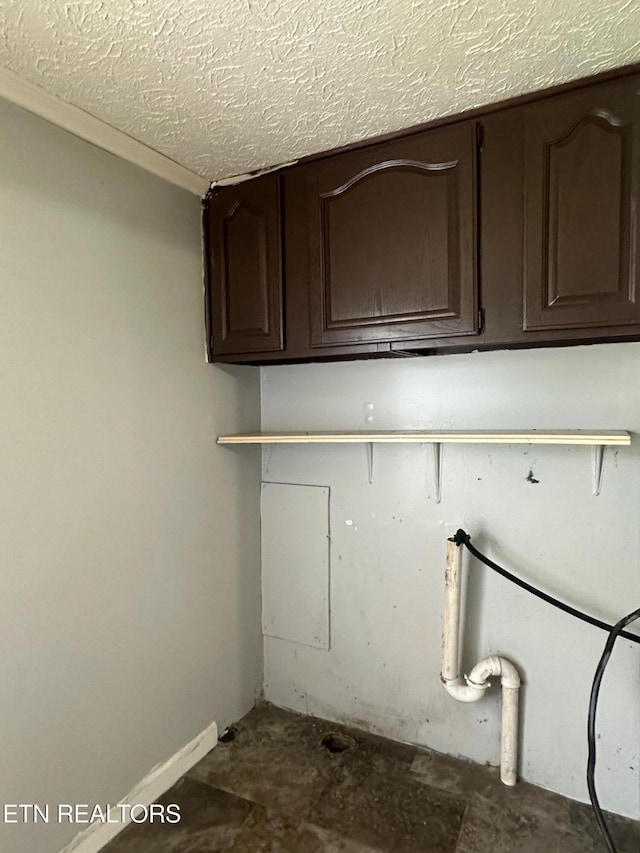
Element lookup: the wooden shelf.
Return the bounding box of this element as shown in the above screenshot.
[217,430,631,446]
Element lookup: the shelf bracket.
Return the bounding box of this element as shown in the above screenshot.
[433,443,443,504]
[592,445,606,496]
[367,442,375,485]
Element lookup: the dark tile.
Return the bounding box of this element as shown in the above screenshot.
[185,704,640,853]
[475,778,573,825]
[189,703,415,819]
[411,748,578,828]
[565,798,640,851]
[189,706,331,818]
[607,816,640,852]
[460,769,640,851]
[456,790,640,853]
[102,777,253,853]
[332,724,416,779]
[225,806,382,852]
[456,795,603,853]
[413,753,581,836]
[310,766,466,853]
[410,750,493,797]
[225,808,323,853]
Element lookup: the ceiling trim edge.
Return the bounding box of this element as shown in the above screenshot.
[0,64,210,196]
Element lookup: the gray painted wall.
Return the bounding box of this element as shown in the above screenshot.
[261,345,640,818]
[0,99,262,853]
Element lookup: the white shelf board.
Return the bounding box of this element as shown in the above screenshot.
[217,430,631,446]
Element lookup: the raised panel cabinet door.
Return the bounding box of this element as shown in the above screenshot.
[307,123,479,346]
[523,76,640,332]
[206,174,284,356]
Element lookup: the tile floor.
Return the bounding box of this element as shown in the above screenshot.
[104,703,640,852]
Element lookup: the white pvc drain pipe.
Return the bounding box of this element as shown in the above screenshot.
[441,536,521,786]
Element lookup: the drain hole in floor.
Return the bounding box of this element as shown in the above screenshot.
[320,732,356,754]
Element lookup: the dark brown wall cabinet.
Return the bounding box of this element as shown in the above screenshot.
[205,175,283,356]
[306,124,478,346]
[523,77,640,333]
[204,66,640,363]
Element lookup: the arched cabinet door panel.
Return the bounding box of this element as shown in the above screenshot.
[523,77,640,331]
[206,174,283,356]
[306,123,479,346]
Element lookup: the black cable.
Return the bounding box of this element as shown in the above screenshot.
[587,608,640,853]
[452,529,640,853]
[452,529,640,646]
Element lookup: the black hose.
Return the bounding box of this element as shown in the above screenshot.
[452,530,640,646]
[452,529,640,853]
[587,607,640,853]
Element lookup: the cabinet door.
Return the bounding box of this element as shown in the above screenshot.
[206,175,283,356]
[307,123,478,347]
[523,77,640,332]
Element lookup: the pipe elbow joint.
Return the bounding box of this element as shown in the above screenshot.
[498,657,521,690]
[467,656,499,687]
[443,678,489,704]
[467,656,521,691]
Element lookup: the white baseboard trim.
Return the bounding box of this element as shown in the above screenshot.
[59,720,218,853]
[0,64,210,197]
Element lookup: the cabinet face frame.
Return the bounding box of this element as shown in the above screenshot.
[523,78,640,333]
[206,175,284,357]
[306,123,480,347]
[203,67,640,365]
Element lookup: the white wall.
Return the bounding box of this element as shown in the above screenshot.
[261,345,640,818]
[0,99,262,853]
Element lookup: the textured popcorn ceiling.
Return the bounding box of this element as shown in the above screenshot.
[1,1,639,181]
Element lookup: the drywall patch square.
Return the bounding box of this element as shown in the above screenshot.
[261,482,330,650]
